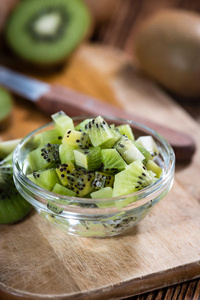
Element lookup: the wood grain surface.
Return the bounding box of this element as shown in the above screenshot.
[0,44,200,300]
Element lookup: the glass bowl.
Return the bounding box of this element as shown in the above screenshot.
[13,116,175,238]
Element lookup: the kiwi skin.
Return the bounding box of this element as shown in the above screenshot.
[135,9,200,97]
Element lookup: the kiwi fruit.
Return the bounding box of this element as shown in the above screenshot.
[0,140,32,224]
[62,129,91,148]
[0,138,20,160]
[113,160,156,197]
[73,147,101,170]
[23,112,160,203]
[5,0,92,66]
[135,9,200,97]
[115,135,145,164]
[27,143,60,171]
[101,149,127,174]
[0,87,13,129]
[55,162,76,186]
[27,168,60,191]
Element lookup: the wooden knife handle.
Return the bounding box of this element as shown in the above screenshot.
[37,84,196,162]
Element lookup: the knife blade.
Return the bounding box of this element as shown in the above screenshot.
[0,65,196,162]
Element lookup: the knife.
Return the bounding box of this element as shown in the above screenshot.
[0,65,196,162]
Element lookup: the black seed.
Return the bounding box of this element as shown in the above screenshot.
[89,123,91,129]
[135,186,139,189]
[58,136,62,140]
[96,123,99,128]
[47,158,51,163]
[68,130,71,134]
[142,172,146,176]
[67,170,70,174]
[76,139,80,143]
[103,121,106,125]
[61,174,65,178]
[44,155,48,159]
[138,181,142,185]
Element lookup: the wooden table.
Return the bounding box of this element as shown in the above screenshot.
[93,1,200,299]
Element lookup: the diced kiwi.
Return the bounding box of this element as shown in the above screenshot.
[5,0,92,66]
[52,183,76,197]
[66,168,95,197]
[91,187,113,208]
[59,143,77,164]
[113,160,157,197]
[52,111,74,136]
[74,147,101,170]
[136,136,159,158]
[116,124,134,141]
[27,168,59,191]
[56,162,76,186]
[62,129,91,148]
[91,187,113,199]
[115,136,145,164]
[133,141,151,164]
[84,116,116,148]
[91,171,114,190]
[0,138,20,160]
[0,177,32,224]
[101,149,126,174]
[27,143,60,171]
[75,118,93,131]
[0,87,13,129]
[146,160,162,178]
[40,129,63,146]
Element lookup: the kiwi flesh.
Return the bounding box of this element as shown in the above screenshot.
[5,0,92,66]
[27,168,60,191]
[0,138,20,160]
[0,87,13,129]
[55,162,76,186]
[101,149,126,174]
[73,147,101,170]
[52,111,74,136]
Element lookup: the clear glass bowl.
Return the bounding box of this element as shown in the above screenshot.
[13,116,175,238]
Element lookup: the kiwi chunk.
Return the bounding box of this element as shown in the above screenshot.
[116,124,134,141]
[74,147,101,171]
[62,129,91,148]
[101,149,126,174]
[136,136,159,158]
[91,171,114,190]
[113,160,157,197]
[0,138,20,160]
[27,168,60,191]
[84,116,116,148]
[52,183,76,197]
[27,143,60,171]
[52,111,74,136]
[56,162,76,186]
[59,143,77,164]
[115,135,145,164]
[40,129,63,146]
[0,87,13,129]
[5,0,92,66]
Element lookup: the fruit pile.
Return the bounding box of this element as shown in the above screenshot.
[25,111,162,200]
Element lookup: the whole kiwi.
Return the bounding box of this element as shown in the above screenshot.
[134,9,200,97]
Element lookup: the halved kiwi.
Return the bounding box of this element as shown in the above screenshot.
[5,0,92,66]
[0,86,13,130]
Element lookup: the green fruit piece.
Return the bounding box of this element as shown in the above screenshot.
[146,160,162,178]
[59,143,77,164]
[136,136,159,158]
[113,160,157,197]
[52,183,76,197]
[0,177,32,224]
[133,141,151,164]
[27,168,60,191]
[91,187,113,199]
[0,138,20,160]
[62,129,91,148]
[5,0,92,66]
[74,147,101,170]
[66,168,95,197]
[101,149,126,174]
[0,87,13,128]
[56,162,76,186]
[91,171,114,190]
[115,135,145,164]
[52,111,74,136]
[116,124,134,141]
[40,129,63,146]
[27,143,60,171]
[84,116,116,148]
[75,118,93,131]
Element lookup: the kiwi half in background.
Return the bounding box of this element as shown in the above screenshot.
[5,0,92,66]
[0,86,13,129]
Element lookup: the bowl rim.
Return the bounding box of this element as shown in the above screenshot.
[13,115,175,207]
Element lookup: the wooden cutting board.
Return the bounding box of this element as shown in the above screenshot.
[0,44,200,300]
